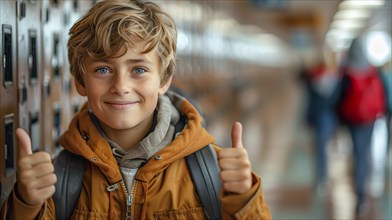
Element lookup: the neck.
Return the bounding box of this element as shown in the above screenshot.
[98,114,155,152]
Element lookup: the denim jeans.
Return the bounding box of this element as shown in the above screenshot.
[348,122,375,203]
[314,109,338,183]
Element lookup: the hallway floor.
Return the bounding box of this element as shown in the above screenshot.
[257,126,392,220]
[197,72,391,220]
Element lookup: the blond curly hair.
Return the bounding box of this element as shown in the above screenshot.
[67,0,177,86]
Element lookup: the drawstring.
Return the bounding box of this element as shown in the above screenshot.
[141,182,148,220]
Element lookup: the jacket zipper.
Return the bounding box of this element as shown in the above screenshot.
[107,181,135,220]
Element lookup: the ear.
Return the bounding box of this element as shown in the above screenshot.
[158,75,173,95]
[75,78,87,96]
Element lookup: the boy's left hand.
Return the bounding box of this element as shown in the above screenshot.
[218,122,252,194]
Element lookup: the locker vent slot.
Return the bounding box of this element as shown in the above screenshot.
[53,107,61,148]
[4,114,15,177]
[30,111,40,152]
[2,25,13,87]
[29,30,38,84]
[53,33,60,79]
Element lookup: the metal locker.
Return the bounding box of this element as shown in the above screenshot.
[0,0,18,208]
[60,0,92,139]
[17,0,42,153]
[40,0,64,155]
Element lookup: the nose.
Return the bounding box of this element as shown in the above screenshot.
[110,73,131,95]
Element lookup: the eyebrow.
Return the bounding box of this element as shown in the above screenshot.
[125,58,154,66]
[93,58,154,66]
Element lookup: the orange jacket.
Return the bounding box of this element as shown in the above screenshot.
[2,98,271,220]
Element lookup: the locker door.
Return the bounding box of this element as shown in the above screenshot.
[0,0,18,208]
[40,0,64,155]
[17,0,42,153]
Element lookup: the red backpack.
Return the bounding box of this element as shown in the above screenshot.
[338,66,386,124]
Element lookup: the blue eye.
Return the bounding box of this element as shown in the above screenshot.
[134,68,146,75]
[96,67,109,74]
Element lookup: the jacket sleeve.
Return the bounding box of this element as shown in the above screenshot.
[1,188,56,220]
[221,172,272,220]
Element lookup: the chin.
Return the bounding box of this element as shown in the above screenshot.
[111,123,137,130]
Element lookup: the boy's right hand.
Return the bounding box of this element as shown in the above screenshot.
[16,128,57,206]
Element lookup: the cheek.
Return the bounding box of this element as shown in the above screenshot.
[144,78,162,95]
[144,87,160,101]
[142,84,161,105]
[84,81,105,101]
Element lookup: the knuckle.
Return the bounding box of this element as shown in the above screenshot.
[223,182,232,190]
[40,152,52,161]
[239,149,247,157]
[50,174,57,184]
[48,164,55,173]
[218,160,224,168]
[40,164,53,174]
[237,182,248,193]
[217,151,223,158]
[18,171,28,180]
[239,172,248,179]
[220,172,228,181]
[48,185,56,195]
[240,158,251,167]
[18,158,29,169]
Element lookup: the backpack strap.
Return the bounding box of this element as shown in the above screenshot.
[53,146,223,220]
[53,113,222,219]
[185,144,222,220]
[53,150,87,220]
[176,113,222,219]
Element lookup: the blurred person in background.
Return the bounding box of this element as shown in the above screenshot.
[368,59,392,199]
[336,37,386,217]
[303,49,340,197]
[380,60,392,147]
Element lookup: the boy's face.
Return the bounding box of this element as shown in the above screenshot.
[76,40,171,132]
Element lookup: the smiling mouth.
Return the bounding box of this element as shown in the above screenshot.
[105,101,138,110]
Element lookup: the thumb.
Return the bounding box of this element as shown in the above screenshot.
[16,128,33,158]
[231,121,243,148]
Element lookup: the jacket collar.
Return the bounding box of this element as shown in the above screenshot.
[59,103,123,184]
[59,91,215,183]
[135,96,215,182]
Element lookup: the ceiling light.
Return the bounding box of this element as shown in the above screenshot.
[365,31,391,66]
[339,0,385,9]
[327,29,357,40]
[334,9,371,20]
[331,19,365,29]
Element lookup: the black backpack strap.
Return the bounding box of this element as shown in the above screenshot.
[186,144,222,220]
[175,111,222,219]
[53,150,87,220]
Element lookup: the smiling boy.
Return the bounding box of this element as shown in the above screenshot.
[79,40,169,151]
[1,0,271,219]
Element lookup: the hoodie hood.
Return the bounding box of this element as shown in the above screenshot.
[92,94,181,169]
[59,90,215,183]
[345,37,370,70]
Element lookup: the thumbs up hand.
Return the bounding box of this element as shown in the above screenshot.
[218,122,252,194]
[16,128,57,206]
